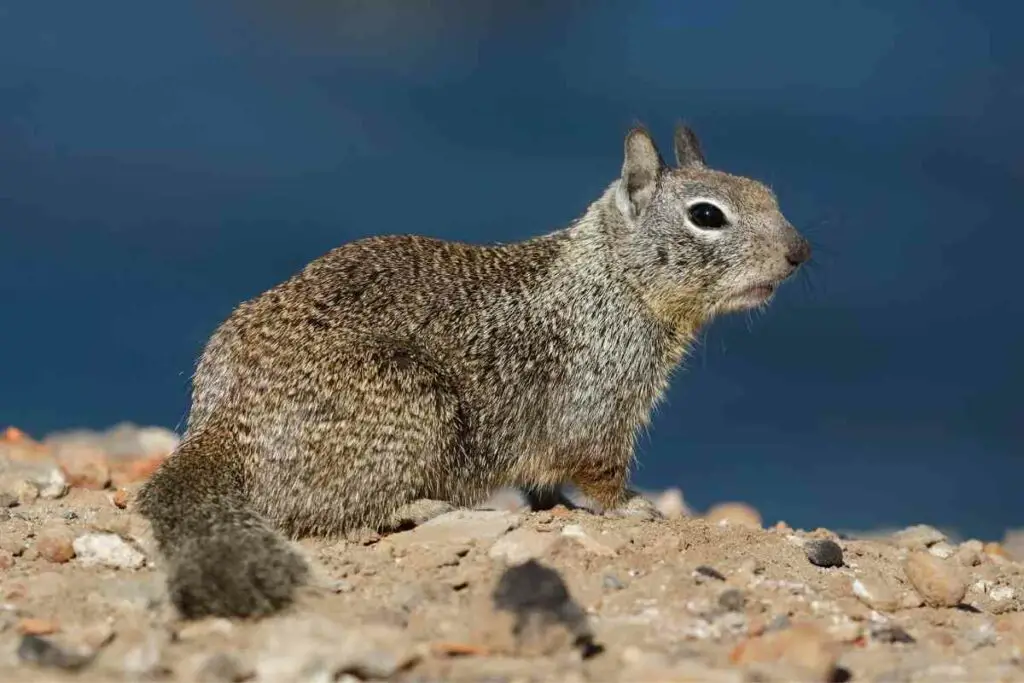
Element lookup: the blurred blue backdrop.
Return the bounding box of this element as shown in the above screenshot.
[1,1,1020,538]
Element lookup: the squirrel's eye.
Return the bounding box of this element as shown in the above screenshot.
[687,202,728,229]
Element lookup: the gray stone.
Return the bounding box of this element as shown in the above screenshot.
[255,616,419,682]
[18,635,93,671]
[387,509,520,548]
[805,539,844,567]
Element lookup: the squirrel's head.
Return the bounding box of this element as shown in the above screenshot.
[610,124,810,325]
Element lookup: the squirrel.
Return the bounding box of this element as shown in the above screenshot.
[136,123,811,619]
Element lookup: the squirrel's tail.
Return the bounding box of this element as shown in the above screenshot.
[135,426,308,619]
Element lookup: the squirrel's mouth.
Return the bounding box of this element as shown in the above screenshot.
[722,281,779,310]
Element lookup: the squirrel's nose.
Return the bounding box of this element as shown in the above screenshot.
[786,236,812,267]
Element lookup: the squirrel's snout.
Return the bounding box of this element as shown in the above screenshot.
[785,236,812,268]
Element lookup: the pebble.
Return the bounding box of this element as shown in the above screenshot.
[19,617,59,635]
[851,572,899,612]
[111,488,129,509]
[718,588,746,612]
[928,541,956,559]
[891,524,946,550]
[195,652,253,682]
[0,549,14,569]
[652,487,691,517]
[805,539,844,568]
[984,542,1010,560]
[705,502,762,529]
[729,622,839,682]
[15,480,39,505]
[903,551,967,607]
[870,623,916,644]
[254,616,419,681]
[989,585,1016,602]
[955,542,984,567]
[694,565,727,582]
[35,525,77,564]
[56,444,111,490]
[387,509,520,548]
[603,574,625,590]
[560,523,621,556]
[17,634,93,671]
[73,533,146,569]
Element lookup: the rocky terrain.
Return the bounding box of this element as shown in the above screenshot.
[1,425,1022,682]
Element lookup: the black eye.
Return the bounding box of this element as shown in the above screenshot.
[687,202,728,229]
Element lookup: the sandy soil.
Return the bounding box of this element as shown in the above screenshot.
[1,426,1022,682]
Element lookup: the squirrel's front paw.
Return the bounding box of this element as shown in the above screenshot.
[605,492,663,521]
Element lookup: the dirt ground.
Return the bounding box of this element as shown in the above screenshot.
[1,426,1023,682]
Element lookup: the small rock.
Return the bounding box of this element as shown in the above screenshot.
[870,623,915,644]
[718,588,746,612]
[90,508,132,537]
[0,549,14,569]
[176,618,235,641]
[989,585,1016,602]
[955,542,984,567]
[488,527,559,565]
[18,635,92,671]
[560,523,620,556]
[928,541,955,559]
[19,618,59,635]
[109,454,167,487]
[729,622,839,682]
[705,502,762,529]
[15,480,39,505]
[118,631,168,678]
[602,574,625,590]
[851,572,899,612]
[694,565,727,582]
[196,652,253,682]
[903,551,966,607]
[254,616,419,681]
[984,542,1010,560]
[898,589,925,609]
[805,539,844,568]
[111,488,129,509]
[386,509,520,549]
[73,533,145,569]
[652,487,692,517]
[56,444,110,490]
[891,524,946,550]
[35,525,77,564]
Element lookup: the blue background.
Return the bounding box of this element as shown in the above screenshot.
[2,1,1020,538]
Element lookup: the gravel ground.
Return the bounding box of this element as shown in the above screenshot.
[1,426,1022,683]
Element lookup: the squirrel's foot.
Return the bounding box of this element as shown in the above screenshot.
[522,486,580,511]
[604,490,663,521]
[382,498,457,532]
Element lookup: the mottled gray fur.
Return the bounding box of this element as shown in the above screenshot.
[136,123,810,619]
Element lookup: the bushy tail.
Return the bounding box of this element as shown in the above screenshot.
[135,427,309,619]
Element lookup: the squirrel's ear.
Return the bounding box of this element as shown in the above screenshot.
[673,122,705,168]
[619,126,664,220]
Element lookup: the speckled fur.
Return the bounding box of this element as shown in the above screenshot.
[136,124,810,618]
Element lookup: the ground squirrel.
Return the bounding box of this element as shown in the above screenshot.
[137,123,811,619]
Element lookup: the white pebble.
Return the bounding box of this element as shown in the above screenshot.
[73,533,145,569]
